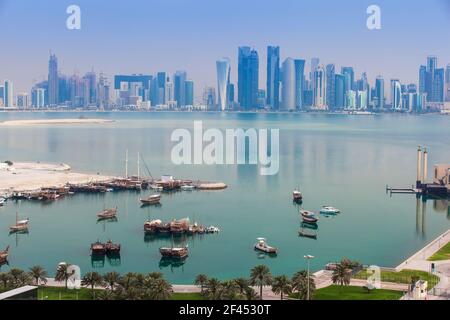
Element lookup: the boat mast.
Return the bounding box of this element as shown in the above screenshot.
[137,152,140,180]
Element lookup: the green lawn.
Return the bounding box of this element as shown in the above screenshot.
[313,285,403,300]
[354,268,439,289]
[428,242,450,261]
[37,287,204,300]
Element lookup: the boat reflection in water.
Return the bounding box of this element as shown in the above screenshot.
[299,222,318,240]
[159,256,187,272]
[91,252,121,268]
[91,254,105,268]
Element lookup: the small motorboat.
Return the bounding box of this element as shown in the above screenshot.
[97,207,118,220]
[320,206,341,215]
[299,230,317,240]
[205,226,220,233]
[293,190,303,203]
[150,184,163,191]
[254,238,278,254]
[0,245,10,263]
[140,194,161,205]
[159,246,189,259]
[302,215,318,224]
[0,198,6,206]
[181,185,196,191]
[300,209,316,218]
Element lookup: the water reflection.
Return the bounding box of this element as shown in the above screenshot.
[159,257,186,272]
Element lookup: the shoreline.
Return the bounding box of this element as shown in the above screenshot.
[0,119,115,126]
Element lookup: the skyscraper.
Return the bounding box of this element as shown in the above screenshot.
[374,76,385,110]
[174,71,187,107]
[203,86,216,110]
[310,58,319,92]
[326,64,335,110]
[216,58,231,111]
[419,65,427,95]
[446,64,450,102]
[391,79,402,110]
[48,54,59,106]
[0,85,4,106]
[184,80,194,106]
[314,65,326,109]
[341,67,354,93]
[433,68,445,102]
[281,58,296,111]
[294,59,305,110]
[334,74,345,109]
[238,47,259,110]
[4,80,14,108]
[266,46,280,110]
[83,71,97,106]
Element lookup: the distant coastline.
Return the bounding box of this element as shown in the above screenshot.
[0,118,116,126]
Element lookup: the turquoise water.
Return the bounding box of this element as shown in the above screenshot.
[0,112,449,283]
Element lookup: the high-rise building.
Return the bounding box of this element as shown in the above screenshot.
[16,93,29,109]
[374,76,385,110]
[281,58,296,111]
[346,90,356,109]
[216,58,231,111]
[4,80,14,108]
[97,73,110,109]
[423,56,444,103]
[314,65,327,109]
[266,46,280,110]
[0,85,4,106]
[419,65,427,95]
[227,83,235,105]
[326,64,335,110]
[294,59,305,110]
[341,67,354,95]
[391,79,402,110]
[174,71,187,107]
[84,71,97,106]
[203,86,216,110]
[334,74,345,109]
[309,58,319,93]
[184,80,194,106]
[48,54,59,106]
[238,47,259,110]
[446,64,450,102]
[434,68,445,103]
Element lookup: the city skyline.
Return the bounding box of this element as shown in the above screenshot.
[0,0,450,94]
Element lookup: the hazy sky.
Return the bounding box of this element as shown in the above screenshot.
[0,0,449,97]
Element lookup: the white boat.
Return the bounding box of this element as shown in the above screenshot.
[0,198,6,206]
[150,184,163,191]
[300,209,316,218]
[320,206,341,215]
[293,190,303,202]
[205,226,220,233]
[181,185,195,191]
[254,238,277,254]
[140,194,161,205]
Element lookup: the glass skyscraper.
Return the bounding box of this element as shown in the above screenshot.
[238,47,259,110]
[281,58,296,111]
[174,71,187,107]
[375,76,385,110]
[334,74,345,109]
[294,59,305,110]
[391,79,402,110]
[266,46,280,110]
[184,80,194,106]
[48,54,59,106]
[216,58,231,111]
[326,64,335,110]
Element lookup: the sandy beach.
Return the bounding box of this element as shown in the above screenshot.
[0,162,114,193]
[0,119,115,126]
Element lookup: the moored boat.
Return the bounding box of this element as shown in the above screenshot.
[299,230,318,239]
[254,238,278,254]
[302,215,318,224]
[181,185,195,191]
[0,245,10,263]
[97,207,118,220]
[319,206,341,215]
[0,197,6,206]
[300,209,316,218]
[90,241,106,255]
[10,209,29,233]
[293,190,303,203]
[159,246,189,259]
[140,194,161,205]
[105,240,121,254]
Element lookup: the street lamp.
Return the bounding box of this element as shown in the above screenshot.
[304,255,315,301]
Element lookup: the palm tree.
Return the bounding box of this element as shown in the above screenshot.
[81,272,103,299]
[103,271,121,292]
[221,280,241,300]
[147,272,163,280]
[147,278,173,300]
[0,273,11,289]
[204,278,223,300]
[249,265,272,300]
[119,272,138,291]
[8,268,31,288]
[271,275,292,300]
[244,286,259,300]
[194,274,208,294]
[331,261,352,287]
[234,278,249,295]
[292,270,315,300]
[29,266,48,286]
[55,263,74,289]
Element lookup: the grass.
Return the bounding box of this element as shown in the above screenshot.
[354,268,439,289]
[37,287,204,300]
[428,242,450,261]
[313,285,404,300]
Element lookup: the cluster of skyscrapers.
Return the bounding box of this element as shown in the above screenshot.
[1,51,449,112]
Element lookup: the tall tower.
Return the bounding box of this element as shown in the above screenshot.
[326,64,335,110]
[391,79,402,110]
[238,47,259,110]
[48,54,59,106]
[314,65,327,109]
[266,46,280,110]
[281,58,296,111]
[216,58,231,111]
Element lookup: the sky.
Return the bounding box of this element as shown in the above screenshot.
[0,0,449,98]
